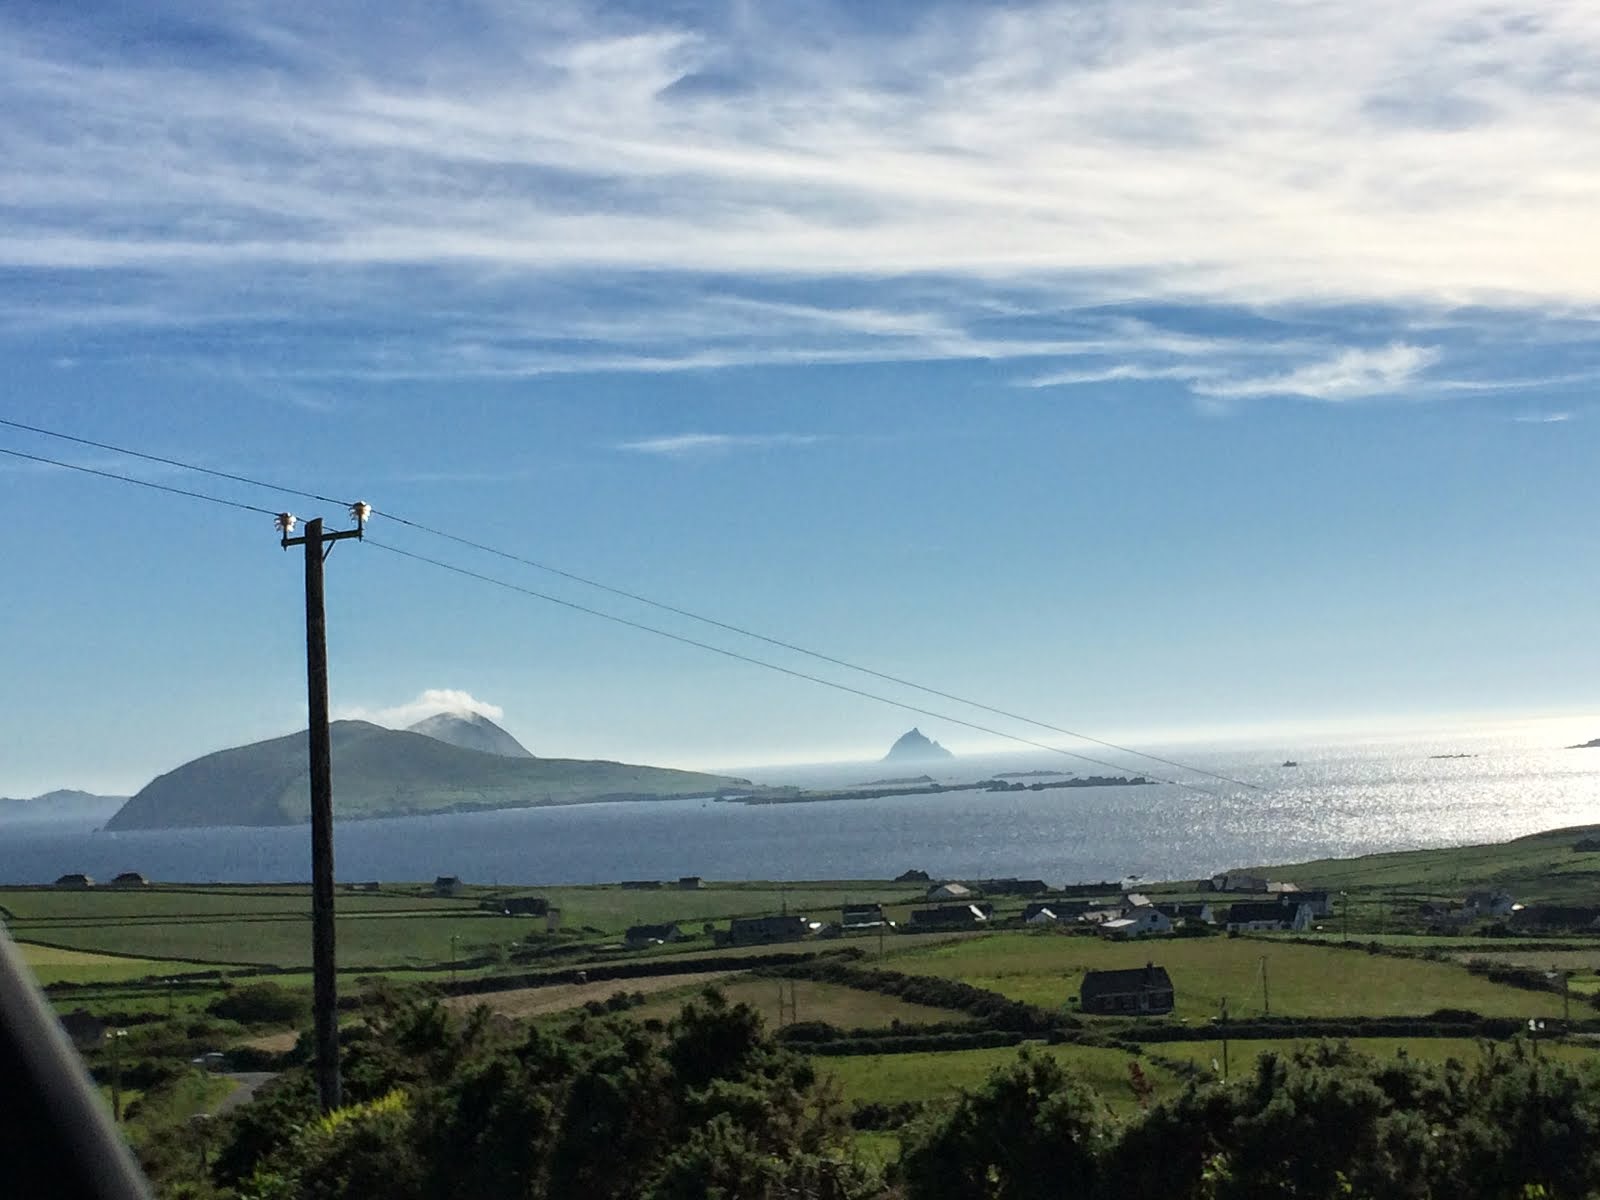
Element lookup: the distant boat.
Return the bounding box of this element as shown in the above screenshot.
[1281,760,1299,768]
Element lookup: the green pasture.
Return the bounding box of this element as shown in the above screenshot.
[887,932,1570,1020]
[629,976,974,1029]
[1151,1036,1600,1079]
[0,885,472,921]
[1248,824,1600,905]
[519,882,926,935]
[818,1043,1187,1120]
[16,943,225,987]
[17,911,522,969]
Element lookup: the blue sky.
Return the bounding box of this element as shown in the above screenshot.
[3,0,1600,795]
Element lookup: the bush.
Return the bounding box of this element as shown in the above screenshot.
[209,982,311,1025]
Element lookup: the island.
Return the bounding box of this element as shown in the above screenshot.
[1567,738,1600,750]
[721,774,1153,806]
[882,728,954,762]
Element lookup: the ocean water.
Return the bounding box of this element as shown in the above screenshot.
[3,728,1599,887]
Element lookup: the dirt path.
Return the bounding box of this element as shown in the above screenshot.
[443,970,737,1019]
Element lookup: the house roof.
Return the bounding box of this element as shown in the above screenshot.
[1081,965,1173,999]
[625,922,679,939]
[929,882,972,897]
[1227,901,1291,924]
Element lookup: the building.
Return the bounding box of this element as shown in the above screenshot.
[1463,891,1515,918]
[909,904,988,929]
[625,922,684,948]
[496,896,550,916]
[1099,908,1173,939]
[53,873,93,889]
[109,872,149,888]
[927,882,973,901]
[1079,965,1175,1015]
[1210,873,1269,893]
[1022,903,1064,925]
[725,914,811,946]
[1295,891,1334,918]
[841,903,887,930]
[1509,905,1600,931]
[1225,900,1313,933]
[1154,902,1215,925]
[433,875,464,897]
[979,878,1049,896]
[677,876,705,890]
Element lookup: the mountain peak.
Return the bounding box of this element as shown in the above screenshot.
[408,711,533,758]
[883,728,954,762]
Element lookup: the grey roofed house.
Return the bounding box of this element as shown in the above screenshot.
[1022,902,1060,923]
[1155,901,1215,924]
[909,904,988,928]
[726,914,811,945]
[1225,900,1314,932]
[927,882,973,901]
[1079,964,1175,1015]
[841,903,886,929]
[110,871,149,888]
[433,875,464,896]
[54,873,93,889]
[625,922,683,948]
[1210,873,1269,893]
[677,876,705,890]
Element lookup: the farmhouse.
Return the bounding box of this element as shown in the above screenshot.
[1022,902,1061,924]
[677,876,705,890]
[1079,964,1175,1015]
[109,872,149,888]
[927,882,973,901]
[1225,900,1313,933]
[1154,901,1215,925]
[841,904,887,930]
[624,922,684,948]
[54,873,93,889]
[726,914,812,945]
[1463,891,1515,918]
[910,904,988,929]
[433,875,463,897]
[1099,908,1172,939]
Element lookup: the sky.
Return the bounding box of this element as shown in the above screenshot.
[2,0,1600,796]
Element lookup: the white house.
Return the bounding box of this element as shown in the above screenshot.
[1099,909,1173,939]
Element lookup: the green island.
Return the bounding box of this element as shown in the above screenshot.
[13,821,1600,1198]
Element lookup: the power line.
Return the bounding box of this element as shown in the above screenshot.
[0,416,350,510]
[364,538,1228,796]
[0,444,281,517]
[1,415,1255,790]
[378,510,1259,791]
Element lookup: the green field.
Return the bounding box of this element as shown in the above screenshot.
[17,944,224,986]
[887,931,1570,1020]
[629,976,974,1029]
[818,1043,1188,1120]
[1152,1035,1600,1078]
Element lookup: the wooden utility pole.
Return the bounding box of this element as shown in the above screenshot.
[279,506,367,1115]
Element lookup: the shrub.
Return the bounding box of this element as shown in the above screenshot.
[209,982,311,1025]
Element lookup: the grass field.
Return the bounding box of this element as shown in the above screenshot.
[0,885,474,921]
[1151,1035,1600,1078]
[628,976,975,1029]
[1248,824,1600,906]
[818,1043,1188,1120]
[17,943,225,986]
[887,932,1570,1020]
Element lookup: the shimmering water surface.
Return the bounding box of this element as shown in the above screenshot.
[4,729,1599,886]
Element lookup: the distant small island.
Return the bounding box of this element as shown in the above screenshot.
[853,775,937,786]
[993,770,1070,779]
[1428,753,1477,759]
[882,728,954,763]
[725,774,1153,806]
[1567,738,1600,750]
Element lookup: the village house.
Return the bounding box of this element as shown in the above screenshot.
[725,914,812,945]
[624,922,684,949]
[978,878,1050,896]
[433,875,464,897]
[1293,890,1334,918]
[1154,901,1216,926]
[677,876,705,890]
[926,882,974,901]
[841,903,887,930]
[109,872,149,888]
[1463,891,1516,918]
[1079,964,1175,1015]
[1022,902,1061,924]
[53,873,93,889]
[1224,900,1314,933]
[909,904,988,930]
[1209,872,1268,893]
[1099,907,1173,939]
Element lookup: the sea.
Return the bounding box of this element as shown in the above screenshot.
[4,724,1600,888]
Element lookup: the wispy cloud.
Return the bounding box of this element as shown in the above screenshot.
[1511,411,1573,423]
[617,433,827,457]
[1196,344,1442,401]
[337,688,503,728]
[3,1,1600,389]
